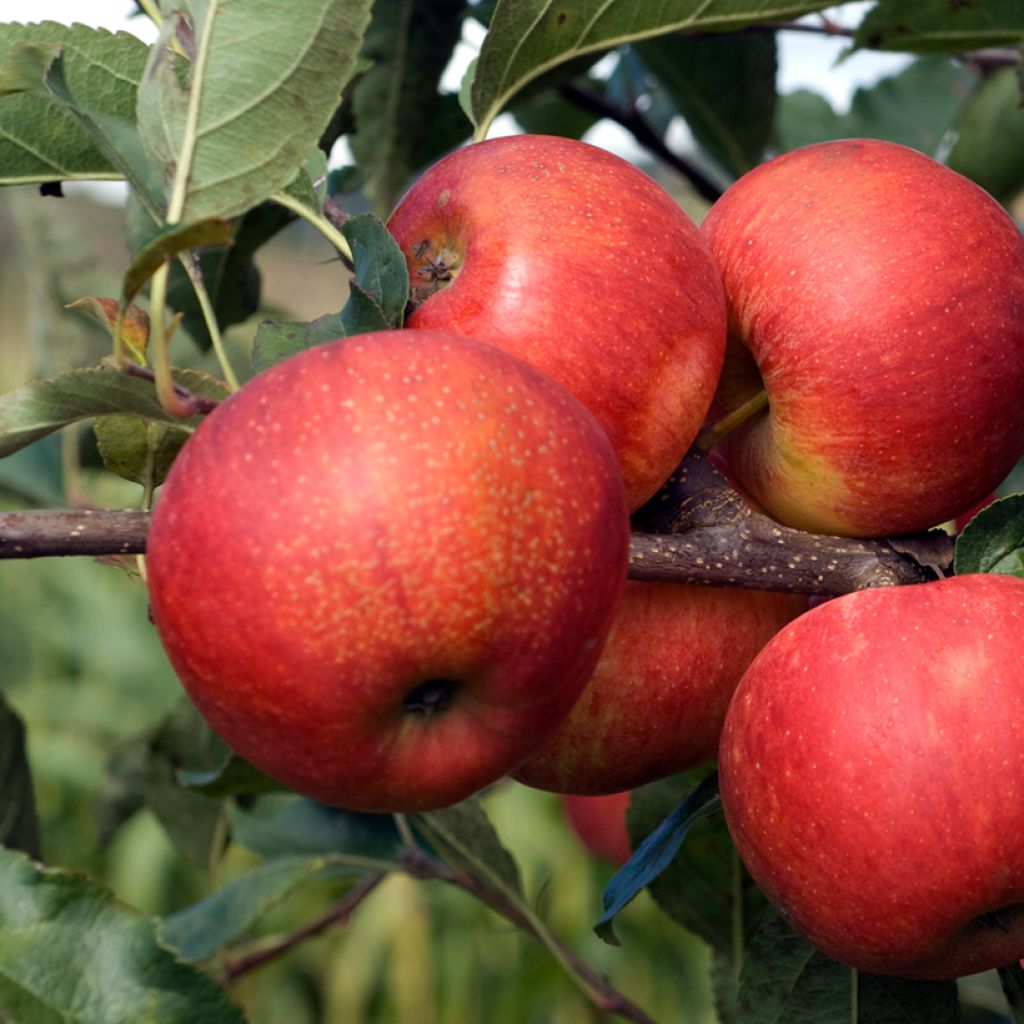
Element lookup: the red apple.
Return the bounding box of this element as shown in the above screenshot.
[513,580,806,794]
[702,139,1024,537]
[146,330,630,813]
[719,572,1024,979]
[562,791,632,866]
[386,134,727,511]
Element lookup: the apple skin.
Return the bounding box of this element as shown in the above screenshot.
[719,573,1024,979]
[386,134,727,511]
[146,330,630,814]
[513,580,806,794]
[702,138,1024,537]
[562,791,633,866]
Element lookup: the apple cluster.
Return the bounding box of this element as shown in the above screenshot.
[146,133,1024,979]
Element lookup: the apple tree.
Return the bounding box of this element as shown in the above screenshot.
[1,1,1024,1022]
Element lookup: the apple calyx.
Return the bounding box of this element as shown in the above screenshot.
[408,238,462,308]
[402,677,460,717]
[972,904,1024,935]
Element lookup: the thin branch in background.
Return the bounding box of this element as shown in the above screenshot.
[569,21,1021,197]
[220,871,387,983]
[400,846,660,1024]
[959,47,1023,72]
[558,82,724,204]
[322,195,356,273]
[322,194,352,234]
[767,19,1020,70]
[766,18,855,38]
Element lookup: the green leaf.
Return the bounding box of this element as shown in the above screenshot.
[854,0,1024,52]
[92,415,190,490]
[630,772,764,957]
[0,696,40,860]
[954,493,1024,577]
[737,909,961,1024]
[340,284,391,334]
[635,30,777,178]
[948,67,1024,205]
[146,699,233,865]
[596,771,725,945]
[737,910,848,1023]
[341,211,409,328]
[0,23,148,186]
[164,201,296,350]
[281,148,330,215]
[774,88,843,150]
[458,56,478,123]
[178,753,285,798]
[123,218,235,309]
[350,0,469,214]
[413,798,522,897]
[232,794,403,862]
[97,698,230,868]
[0,365,223,460]
[251,311,348,373]
[776,56,974,155]
[43,50,165,217]
[0,847,244,1024]
[0,42,59,96]
[137,0,374,223]
[470,0,834,136]
[250,212,407,371]
[998,961,1024,1021]
[510,81,601,139]
[162,855,336,962]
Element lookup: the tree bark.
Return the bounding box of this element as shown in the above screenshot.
[0,450,954,595]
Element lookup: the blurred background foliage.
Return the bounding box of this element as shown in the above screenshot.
[2,1,1024,1017]
[0,187,718,1023]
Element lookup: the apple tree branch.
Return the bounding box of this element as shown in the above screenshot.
[0,450,952,595]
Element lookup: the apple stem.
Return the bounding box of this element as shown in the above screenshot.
[121,362,221,416]
[272,188,355,269]
[180,254,240,392]
[147,262,198,419]
[393,813,418,849]
[850,967,859,1024]
[696,389,769,453]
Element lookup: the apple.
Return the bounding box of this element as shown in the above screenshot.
[386,134,728,511]
[719,572,1024,979]
[146,330,630,813]
[701,138,1024,537]
[562,791,632,866]
[513,580,806,795]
